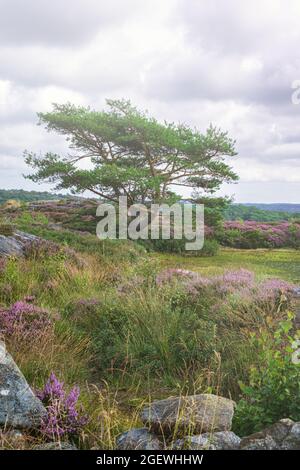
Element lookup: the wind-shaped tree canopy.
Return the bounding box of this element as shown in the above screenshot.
[25,99,238,204]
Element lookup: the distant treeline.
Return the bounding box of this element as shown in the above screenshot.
[224,204,300,222]
[1,189,299,223]
[0,189,68,204]
[243,203,300,213]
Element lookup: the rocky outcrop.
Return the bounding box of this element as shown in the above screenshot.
[240,419,300,450]
[0,231,38,257]
[173,431,241,450]
[121,391,300,451]
[116,428,162,450]
[0,341,47,429]
[140,394,235,435]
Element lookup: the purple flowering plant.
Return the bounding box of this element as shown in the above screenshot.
[36,372,88,439]
[0,301,51,337]
[218,221,300,248]
[156,268,295,308]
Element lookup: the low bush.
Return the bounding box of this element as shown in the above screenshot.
[139,237,219,256]
[233,313,300,436]
[23,238,66,260]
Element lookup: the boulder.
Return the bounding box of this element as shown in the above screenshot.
[33,442,77,450]
[0,341,47,429]
[174,431,241,450]
[116,428,162,450]
[240,433,277,450]
[0,231,38,257]
[264,418,294,443]
[240,419,300,450]
[280,422,300,450]
[140,394,235,435]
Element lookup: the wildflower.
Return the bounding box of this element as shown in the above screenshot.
[36,372,88,439]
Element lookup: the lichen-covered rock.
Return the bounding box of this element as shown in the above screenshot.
[33,442,77,450]
[264,418,294,443]
[240,419,300,450]
[0,231,38,257]
[240,433,278,450]
[116,428,162,450]
[281,422,300,450]
[140,394,235,435]
[0,341,47,429]
[174,431,241,450]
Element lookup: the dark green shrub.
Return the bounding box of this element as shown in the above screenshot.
[139,237,219,256]
[194,239,219,257]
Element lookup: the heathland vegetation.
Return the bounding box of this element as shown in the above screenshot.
[0,201,300,448]
[0,101,300,449]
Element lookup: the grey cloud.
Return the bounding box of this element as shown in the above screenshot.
[142,42,300,109]
[177,0,300,56]
[0,0,140,47]
[0,28,146,93]
[222,181,300,203]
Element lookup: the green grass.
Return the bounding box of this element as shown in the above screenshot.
[155,248,300,283]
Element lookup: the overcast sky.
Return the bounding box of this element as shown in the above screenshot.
[0,0,300,202]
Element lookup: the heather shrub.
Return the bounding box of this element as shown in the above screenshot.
[216,221,300,249]
[23,238,77,263]
[233,313,300,436]
[156,267,294,305]
[0,300,52,339]
[36,372,88,440]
